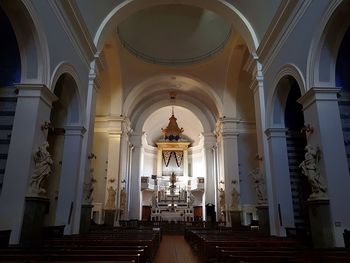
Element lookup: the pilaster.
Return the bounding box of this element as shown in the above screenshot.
[55,125,85,235]
[265,128,295,236]
[298,87,350,246]
[0,84,57,244]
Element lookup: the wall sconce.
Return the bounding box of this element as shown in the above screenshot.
[301,124,314,135]
[41,121,53,131]
[255,154,263,161]
[88,153,97,160]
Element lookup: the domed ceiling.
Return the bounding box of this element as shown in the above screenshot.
[117,4,232,65]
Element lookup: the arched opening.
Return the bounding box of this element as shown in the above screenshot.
[46,73,82,233]
[336,26,350,172]
[274,75,309,237]
[90,0,260,229]
[140,105,205,222]
[0,6,21,193]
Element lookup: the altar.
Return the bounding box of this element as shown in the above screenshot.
[142,108,201,222]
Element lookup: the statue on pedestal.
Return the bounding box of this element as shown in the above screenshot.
[218,187,225,212]
[299,145,328,200]
[105,186,116,209]
[249,167,267,205]
[230,187,240,210]
[27,141,53,198]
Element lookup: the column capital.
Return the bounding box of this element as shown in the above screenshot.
[64,125,86,136]
[265,128,288,139]
[297,87,340,110]
[202,132,216,148]
[94,115,124,134]
[16,83,58,107]
[215,118,240,137]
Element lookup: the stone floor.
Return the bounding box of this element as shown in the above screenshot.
[154,235,199,263]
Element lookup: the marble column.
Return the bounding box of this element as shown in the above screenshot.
[265,128,295,236]
[0,84,57,244]
[55,126,85,235]
[298,87,350,247]
[128,133,143,220]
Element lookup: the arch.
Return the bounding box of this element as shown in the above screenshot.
[94,0,258,54]
[51,63,83,125]
[307,0,350,89]
[268,67,305,128]
[123,74,223,121]
[134,99,212,135]
[0,0,49,85]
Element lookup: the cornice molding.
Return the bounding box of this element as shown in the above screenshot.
[297,87,340,111]
[48,0,96,69]
[257,0,312,74]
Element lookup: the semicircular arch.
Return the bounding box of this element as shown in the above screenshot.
[94,0,258,54]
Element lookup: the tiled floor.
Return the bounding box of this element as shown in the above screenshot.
[154,235,199,263]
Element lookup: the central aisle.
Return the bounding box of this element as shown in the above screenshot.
[154,235,199,263]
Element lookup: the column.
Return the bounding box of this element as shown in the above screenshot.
[104,132,121,205]
[250,65,276,235]
[0,84,57,244]
[128,133,143,220]
[203,133,216,205]
[55,125,85,234]
[218,118,240,226]
[298,87,350,247]
[103,132,121,225]
[265,128,295,235]
[75,60,100,234]
[116,120,131,222]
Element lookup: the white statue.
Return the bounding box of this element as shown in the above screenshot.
[83,179,94,203]
[299,145,328,200]
[230,187,240,210]
[249,167,267,205]
[218,187,226,212]
[27,141,53,197]
[105,186,116,209]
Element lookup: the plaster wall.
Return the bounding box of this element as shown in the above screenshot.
[31,0,90,110]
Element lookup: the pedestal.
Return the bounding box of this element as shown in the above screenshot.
[80,204,93,234]
[230,210,242,228]
[307,199,334,248]
[104,209,116,226]
[257,205,270,235]
[20,197,49,244]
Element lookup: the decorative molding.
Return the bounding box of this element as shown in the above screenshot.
[264,128,288,139]
[48,0,96,69]
[257,0,312,74]
[94,115,125,133]
[297,87,340,111]
[306,0,343,89]
[16,83,58,107]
